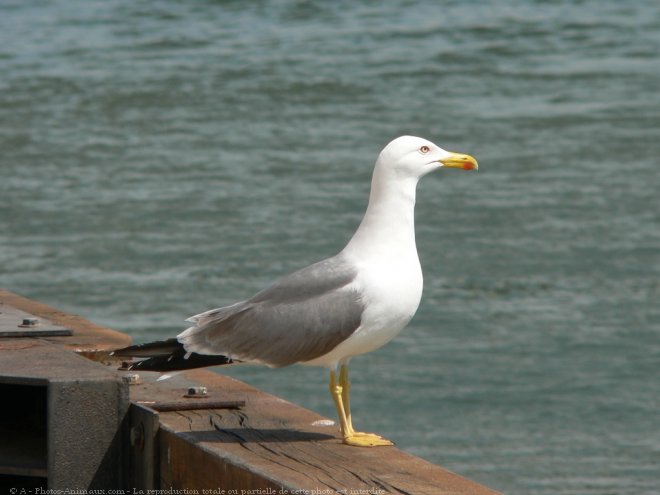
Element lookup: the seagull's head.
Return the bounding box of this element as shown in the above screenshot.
[377,135,478,180]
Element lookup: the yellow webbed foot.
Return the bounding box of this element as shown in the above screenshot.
[343,433,394,447]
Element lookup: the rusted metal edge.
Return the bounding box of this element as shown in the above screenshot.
[0,289,132,351]
[137,399,246,412]
[0,329,73,338]
[0,304,74,337]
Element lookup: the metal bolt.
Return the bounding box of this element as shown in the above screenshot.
[122,373,140,385]
[185,386,207,397]
[18,318,39,328]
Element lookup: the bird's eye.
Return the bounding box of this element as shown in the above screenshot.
[420,145,430,154]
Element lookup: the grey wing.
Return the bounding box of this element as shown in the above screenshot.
[177,254,364,367]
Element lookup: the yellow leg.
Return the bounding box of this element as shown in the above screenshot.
[338,364,356,434]
[329,370,351,437]
[329,367,393,447]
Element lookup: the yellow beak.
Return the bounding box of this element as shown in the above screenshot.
[439,152,478,171]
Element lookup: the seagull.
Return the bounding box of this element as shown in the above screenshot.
[113,135,478,447]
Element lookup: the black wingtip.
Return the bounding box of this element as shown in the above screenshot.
[127,353,234,372]
[113,338,182,358]
[113,338,233,372]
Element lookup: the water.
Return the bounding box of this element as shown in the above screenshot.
[1,1,659,493]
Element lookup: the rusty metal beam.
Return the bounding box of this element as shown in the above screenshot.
[0,289,131,353]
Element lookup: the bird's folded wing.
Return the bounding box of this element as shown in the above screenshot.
[179,254,364,367]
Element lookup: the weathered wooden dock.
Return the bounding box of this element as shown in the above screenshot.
[0,289,499,494]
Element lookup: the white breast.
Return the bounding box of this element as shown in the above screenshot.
[302,152,427,369]
[302,251,423,369]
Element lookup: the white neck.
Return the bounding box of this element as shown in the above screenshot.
[343,166,420,261]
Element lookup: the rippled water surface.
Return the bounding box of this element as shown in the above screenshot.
[2,1,659,493]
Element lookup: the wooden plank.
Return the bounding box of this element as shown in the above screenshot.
[160,430,282,492]
[147,369,500,495]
